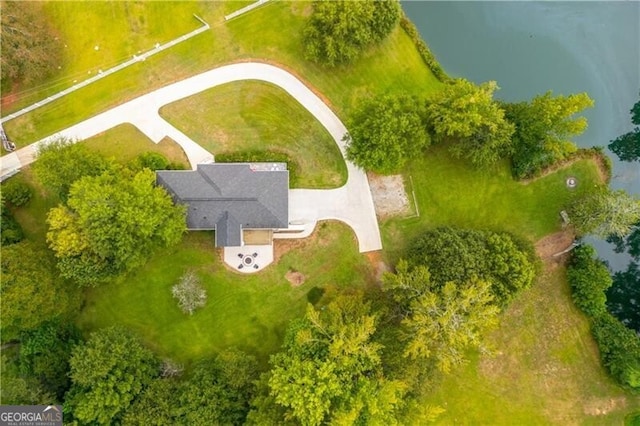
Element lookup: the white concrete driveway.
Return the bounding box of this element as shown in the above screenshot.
[0,62,382,253]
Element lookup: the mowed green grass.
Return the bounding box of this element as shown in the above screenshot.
[382,144,603,261]
[75,222,374,366]
[160,81,346,188]
[424,266,640,425]
[82,123,189,167]
[3,1,440,147]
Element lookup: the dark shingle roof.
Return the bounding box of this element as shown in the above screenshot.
[156,163,288,247]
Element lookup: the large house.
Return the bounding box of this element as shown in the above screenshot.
[156,163,289,247]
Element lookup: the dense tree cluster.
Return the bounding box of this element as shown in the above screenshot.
[567,245,612,316]
[569,188,640,238]
[345,94,430,174]
[66,327,159,424]
[407,227,536,306]
[503,92,594,179]
[250,295,409,425]
[46,168,186,286]
[0,241,81,341]
[0,1,63,92]
[33,139,111,201]
[568,245,640,390]
[425,79,515,167]
[608,94,640,162]
[383,262,499,374]
[303,0,401,66]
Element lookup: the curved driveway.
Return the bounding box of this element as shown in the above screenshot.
[0,63,382,252]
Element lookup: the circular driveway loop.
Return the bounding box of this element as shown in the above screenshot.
[1,63,382,253]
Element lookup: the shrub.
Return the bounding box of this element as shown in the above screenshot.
[408,227,536,306]
[172,271,207,315]
[1,179,33,207]
[592,312,640,390]
[133,152,170,171]
[0,201,23,246]
[567,245,613,316]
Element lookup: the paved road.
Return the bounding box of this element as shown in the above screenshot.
[0,63,382,252]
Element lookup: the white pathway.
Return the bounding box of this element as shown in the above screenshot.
[0,62,382,253]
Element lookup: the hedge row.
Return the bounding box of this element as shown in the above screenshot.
[568,245,640,391]
[399,15,450,83]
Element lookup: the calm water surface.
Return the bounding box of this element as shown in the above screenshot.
[403,1,640,326]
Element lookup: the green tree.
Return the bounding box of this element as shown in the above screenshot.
[345,94,430,174]
[177,349,258,425]
[0,195,23,246]
[0,1,63,92]
[567,245,613,316]
[121,378,179,426]
[425,79,514,167]
[19,322,81,401]
[46,168,186,286]
[569,188,640,238]
[631,94,640,126]
[408,227,535,306]
[0,353,53,405]
[33,139,110,201]
[303,0,401,66]
[1,178,33,207]
[609,94,640,162]
[0,241,80,341]
[609,129,640,162]
[607,262,640,333]
[503,91,594,178]
[383,262,499,374]
[66,327,159,425]
[592,312,640,390]
[252,295,407,425]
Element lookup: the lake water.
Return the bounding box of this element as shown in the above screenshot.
[403,1,639,327]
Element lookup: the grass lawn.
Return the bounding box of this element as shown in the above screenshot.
[424,264,640,425]
[382,144,603,262]
[160,81,346,188]
[82,123,189,167]
[75,222,374,367]
[3,1,440,147]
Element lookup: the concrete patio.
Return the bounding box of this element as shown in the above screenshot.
[223,244,274,274]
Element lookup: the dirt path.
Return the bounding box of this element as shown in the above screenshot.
[535,230,576,261]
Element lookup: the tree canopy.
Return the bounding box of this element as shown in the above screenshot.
[0,1,63,92]
[383,262,500,374]
[303,0,401,66]
[345,94,430,174]
[66,327,159,424]
[503,91,594,178]
[0,241,80,341]
[33,139,111,201]
[250,295,407,425]
[46,168,186,286]
[608,94,640,162]
[425,79,514,167]
[569,189,640,238]
[407,227,536,306]
[567,245,613,317]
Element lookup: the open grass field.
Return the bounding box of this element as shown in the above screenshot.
[75,222,373,367]
[2,1,440,147]
[381,144,603,262]
[160,81,346,188]
[424,264,640,425]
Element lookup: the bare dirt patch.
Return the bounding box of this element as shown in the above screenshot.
[365,251,390,284]
[367,173,411,219]
[285,270,306,287]
[535,231,575,261]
